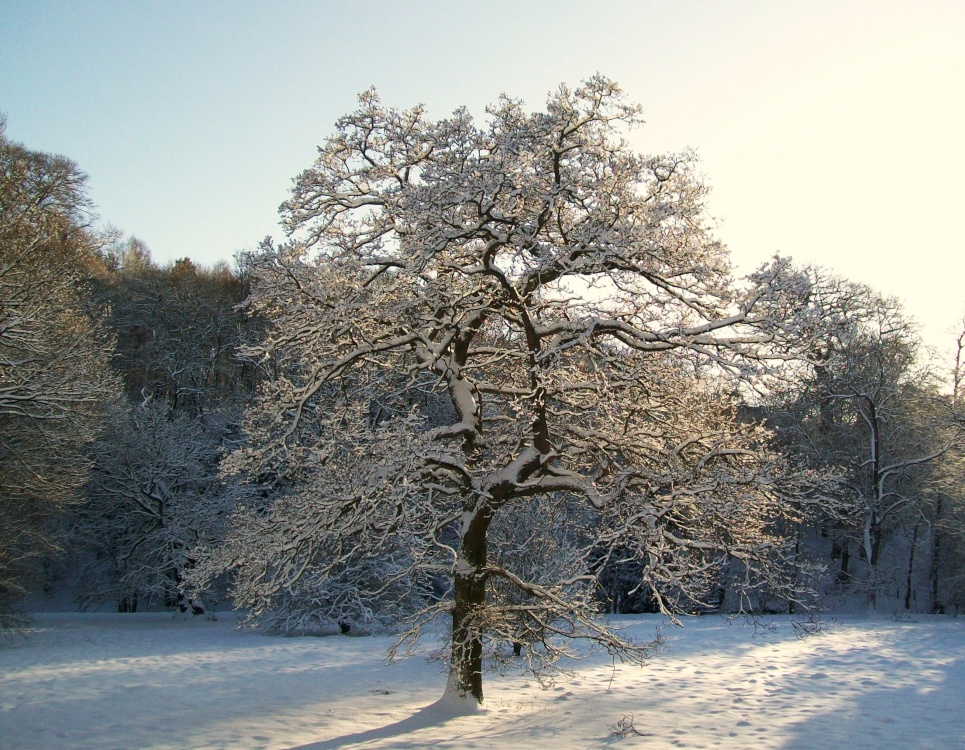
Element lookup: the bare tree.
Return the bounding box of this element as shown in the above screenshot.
[929,318,965,613]
[953,313,964,409]
[767,268,962,606]
[202,78,821,704]
[0,118,118,624]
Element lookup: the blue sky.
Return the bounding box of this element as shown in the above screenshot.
[2,1,963,352]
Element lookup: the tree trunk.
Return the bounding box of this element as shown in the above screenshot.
[450,567,486,703]
[838,540,851,582]
[931,497,944,613]
[861,514,884,608]
[904,523,919,611]
[449,505,492,704]
[788,523,803,615]
[609,570,621,614]
[871,520,883,571]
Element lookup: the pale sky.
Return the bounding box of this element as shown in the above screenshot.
[2,1,963,354]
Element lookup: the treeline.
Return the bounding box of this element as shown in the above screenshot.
[0,119,260,622]
[65,242,260,614]
[1,99,964,642]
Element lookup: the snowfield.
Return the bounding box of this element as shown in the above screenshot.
[1,613,963,749]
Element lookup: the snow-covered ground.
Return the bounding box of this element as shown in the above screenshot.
[1,612,963,749]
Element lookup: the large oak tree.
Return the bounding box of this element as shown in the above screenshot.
[209,78,819,704]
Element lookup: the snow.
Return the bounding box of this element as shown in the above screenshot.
[2,612,964,749]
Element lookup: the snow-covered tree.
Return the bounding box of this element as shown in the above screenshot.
[767,268,962,605]
[953,314,964,409]
[70,400,239,613]
[0,118,118,624]
[927,318,965,613]
[95,241,255,415]
[206,78,821,704]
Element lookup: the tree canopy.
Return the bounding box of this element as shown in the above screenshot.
[0,117,119,623]
[204,77,823,704]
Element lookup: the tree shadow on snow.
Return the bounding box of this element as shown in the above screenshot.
[778,645,965,749]
[286,692,478,750]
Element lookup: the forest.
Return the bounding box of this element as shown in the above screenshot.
[2,78,964,704]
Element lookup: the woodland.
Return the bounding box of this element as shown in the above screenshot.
[2,78,964,705]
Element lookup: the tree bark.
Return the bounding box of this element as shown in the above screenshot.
[449,505,492,704]
[837,539,851,582]
[904,523,919,611]
[930,496,944,613]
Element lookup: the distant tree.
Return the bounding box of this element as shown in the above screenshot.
[70,400,239,613]
[953,313,965,410]
[200,78,822,704]
[0,117,118,624]
[63,230,258,614]
[929,317,965,613]
[95,241,254,415]
[767,268,962,606]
